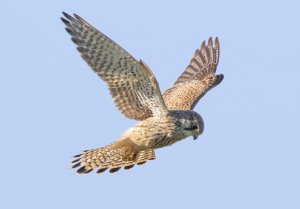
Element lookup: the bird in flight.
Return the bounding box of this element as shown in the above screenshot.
[61,12,223,174]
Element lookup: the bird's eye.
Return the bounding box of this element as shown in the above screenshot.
[184,124,198,131]
[191,125,198,130]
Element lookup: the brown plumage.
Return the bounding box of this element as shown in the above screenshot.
[61,12,223,174]
[163,37,223,110]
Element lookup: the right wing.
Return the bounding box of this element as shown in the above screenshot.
[61,12,167,120]
[163,37,223,110]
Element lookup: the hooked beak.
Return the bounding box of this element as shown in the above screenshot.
[193,135,198,140]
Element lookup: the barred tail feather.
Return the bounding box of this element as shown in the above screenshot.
[71,141,155,174]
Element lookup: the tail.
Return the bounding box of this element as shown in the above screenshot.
[71,140,155,174]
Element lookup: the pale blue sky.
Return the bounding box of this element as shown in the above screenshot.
[0,0,299,209]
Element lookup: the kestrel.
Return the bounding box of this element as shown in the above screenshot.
[61,12,223,174]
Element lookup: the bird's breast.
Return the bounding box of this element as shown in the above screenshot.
[121,116,185,149]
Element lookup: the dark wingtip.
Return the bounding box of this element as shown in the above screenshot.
[73,13,89,25]
[96,168,108,174]
[73,154,82,158]
[60,17,69,25]
[77,166,89,174]
[201,40,206,49]
[215,74,224,86]
[215,37,220,48]
[71,158,80,164]
[72,162,81,169]
[109,167,121,173]
[208,37,213,45]
[62,11,73,21]
[137,161,146,165]
[218,74,224,80]
[65,27,75,36]
[73,13,82,20]
[84,169,93,174]
[124,165,135,170]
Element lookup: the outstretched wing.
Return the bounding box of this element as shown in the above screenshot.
[61,12,167,120]
[162,37,223,110]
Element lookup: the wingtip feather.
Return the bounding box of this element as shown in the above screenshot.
[60,17,69,25]
[215,37,220,50]
[109,167,121,173]
[208,37,213,46]
[62,11,74,21]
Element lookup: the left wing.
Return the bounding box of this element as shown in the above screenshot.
[162,37,223,110]
[61,12,167,120]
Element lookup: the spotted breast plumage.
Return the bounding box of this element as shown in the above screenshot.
[61,12,224,174]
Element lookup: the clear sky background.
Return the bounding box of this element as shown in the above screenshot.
[0,0,299,209]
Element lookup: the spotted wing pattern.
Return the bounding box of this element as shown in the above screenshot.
[61,12,167,120]
[163,37,223,110]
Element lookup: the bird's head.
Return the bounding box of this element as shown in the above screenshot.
[181,112,204,140]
